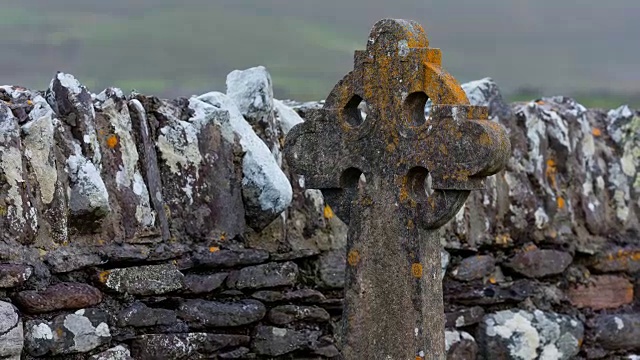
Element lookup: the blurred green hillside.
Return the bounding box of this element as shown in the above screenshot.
[0,0,638,107]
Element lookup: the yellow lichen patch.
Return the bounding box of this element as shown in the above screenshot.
[557,197,565,210]
[489,277,497,284]
[407,219,415,230]
[535,100,545,105]
[592,128,602,137]
[0,206,6,216]
[99,270,111,283]
[478,133,492,147]
[347,250,360,266]
[495,234,512,246]
[97,239,105,246]
[106,134,118,149]
[209,246,220,253]
[323,205,335,219]
[220,232,226,241]
[26,99,33,106]
[411,263,423,278]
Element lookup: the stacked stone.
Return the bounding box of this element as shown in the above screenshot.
[0,66,638,359]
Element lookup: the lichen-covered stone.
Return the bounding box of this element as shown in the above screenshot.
[100,264,184,295]
[227,261,298,289]
[451,255,495,281]
[192,248,269,268]
[251,325,320,356]
[567,275,633,310]
[131,333,250,360]
[25,308,110,356]
[268,305,330,325]
[14,282,102,314]
[0,102,37,245]
[117,302,177,327]
[178,299,266,328]
[0,301,23,359]
[594,314,640,351]
[182,273,227,294]
[591,246,640,273]
[93,88,157,241]
[477,309,583,360]
[195,92,292,230]
[507,247,573,278]
[0,264,32,288]
[445,279,536,305]
[89,345,133,360]
[226,66,274,126]
[445,330,477,360]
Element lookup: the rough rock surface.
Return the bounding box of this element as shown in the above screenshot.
[445,330,478,360]
[0,69,638,359]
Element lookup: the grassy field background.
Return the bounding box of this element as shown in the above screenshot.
[0,0,638,108]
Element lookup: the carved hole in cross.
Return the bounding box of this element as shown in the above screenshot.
[406,166,434,200]
[344,95,368,127]
[404,92,430,126]
[341,167,367,189]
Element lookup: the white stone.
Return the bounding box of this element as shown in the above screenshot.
[226,66,274,124]
[193,92,292,217]
[274,99,304,135]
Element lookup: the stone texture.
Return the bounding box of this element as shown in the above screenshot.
[567,275,634,310]
[131,333,250,360]
[89,345,133,360]
[445,279,536,305]
[445,330,478,360]
[44,247,105,273]
[252,325,320,356]
[451,255,495,281]
[192,248,269,268]
[252,288,326,303]
[25,308,111,356]
[445,306,485,328]
[100,264,184,295]
[183,273,227,294]
[593,314,640,351]
[0,264,32,288]
[268,305,331,325]
[14,282,102,313]
[591,246,640,273]
[227,261,298,289]
[0,301,23,359]
[178,299,266,328]
[477,309,583,360]
[316,249,346,288]
[117,302,177,327]
[506,247,573,278]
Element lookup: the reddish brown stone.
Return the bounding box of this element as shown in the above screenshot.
[506,247,572,278]
[14,282,103,313]
[591,247,640,273]
[451,255,495,281]
[567,275,633,310]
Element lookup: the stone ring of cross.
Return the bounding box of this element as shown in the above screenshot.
[285,19,510,229]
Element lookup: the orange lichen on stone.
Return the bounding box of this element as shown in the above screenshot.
[27,99,33,106]
[592,128,602,137]
[557,196,566,209]
[489,277,497,284]
[407,219,415,229]
[324,205,335,219]
[495,234,512,246]
[347,250,360,266]
[209,246,220,253]
[99,270,111,283]
[545,159,557,189]
[106,134,118,149]
[411,263,423,278]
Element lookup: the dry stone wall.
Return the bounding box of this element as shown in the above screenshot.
[0,66,638,359]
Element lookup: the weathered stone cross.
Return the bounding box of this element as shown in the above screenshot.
[285,19,510,359]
